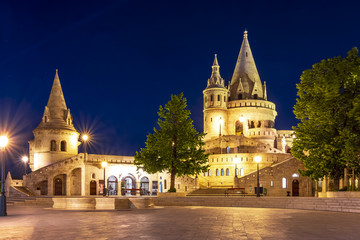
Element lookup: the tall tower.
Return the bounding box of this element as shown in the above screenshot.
[28,70,80,171]
[203,54,229,141]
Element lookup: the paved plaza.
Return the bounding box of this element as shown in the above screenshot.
[1,205,360,240]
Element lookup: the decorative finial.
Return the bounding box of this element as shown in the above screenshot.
[244,29,248,39]
[213,54,219,66]
[56,69,58,73]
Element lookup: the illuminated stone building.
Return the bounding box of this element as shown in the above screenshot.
[198,31,311,196]
[22,70,194,197]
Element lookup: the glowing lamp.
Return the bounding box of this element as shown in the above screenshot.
[101,161,108,168]
[239,117,246,123]
[254,156,262,163]
[82,134,89,141]
[22,156,28,163]
[0,136,8,148]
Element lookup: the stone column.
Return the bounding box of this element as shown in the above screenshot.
[81,166,86,196]
[66,174,71,196]
[48,177,53,196]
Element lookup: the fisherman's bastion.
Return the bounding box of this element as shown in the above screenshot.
[6,31,313,198]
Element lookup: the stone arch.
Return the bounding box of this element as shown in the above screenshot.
[107,175,118,195]
[235,120,243,135]
[238,93,242,99]
[54,174,66,195]
[50,140,56,151]
[140,176,150,195]
[121,174,136,196]
[35,180,48,195]
[90,180,97,195]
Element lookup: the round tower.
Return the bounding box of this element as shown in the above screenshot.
[203,54,229,141]
[28,70,80,171]
[227,30,277,146]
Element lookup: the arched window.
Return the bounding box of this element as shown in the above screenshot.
[246,52,248,57]
[240,168,244,176]
[251,121,255,128]
[224,96,226,102]
[221,169,224,176]
[44,116,48,123]
[164,179,167,189]
[217,95,220,101]
[210,95,213,101]
[204,172,207,177]
[282,178,287,189]
[91,173,96,179]
[50,140,56,151]
[226,168,229,176]
[254,94,258,99]
[208,169,211,176]
[235,168,239,176]
[226,146,230,154]
[238,93,242,100]
[216,169,219,176]
[60,141,67,152]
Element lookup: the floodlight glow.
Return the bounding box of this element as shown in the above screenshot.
[101,161,108,168]
[0,136,8,148]
[82,134,89,141]
[22,156,28,162]
[254,156,262,163]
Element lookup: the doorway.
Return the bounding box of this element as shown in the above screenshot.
[90,180,97,195]
[292,180,299,196]
[54,178,63,195]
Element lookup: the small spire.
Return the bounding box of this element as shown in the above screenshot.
[244,29,248,39]
[213,54,219,66]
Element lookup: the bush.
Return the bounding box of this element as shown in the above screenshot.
[168,187,176,192]
[339,186,348,191]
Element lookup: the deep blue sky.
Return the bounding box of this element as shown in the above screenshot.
[1,0,359,177]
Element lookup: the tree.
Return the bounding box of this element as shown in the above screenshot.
[134,93,209,191]
[292,48,360,184]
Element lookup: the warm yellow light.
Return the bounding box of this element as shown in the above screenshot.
[254,156,262,163]
[101,161,108,168]
[292,134,296,139]
[219,117,223,125]
[70,134,78,147]
[239,117,246,123]
[82,134,89,141]
[22,156,28,163]
[233,158,240,164]
[0,136,8,148]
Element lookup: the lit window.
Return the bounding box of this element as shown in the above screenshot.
[240,168,244,176]
[270,180,274,187]
[226,168,229,176]
[204,172,207,177]
[282,178,287,189]
[221,169,224,176]
[235,168,239,176]
[216,169,219,176]
[60,141,67,152]
[292,173,299,178]
[208,169,211,176]
[226,146,230,154]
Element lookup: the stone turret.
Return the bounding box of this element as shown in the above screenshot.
[203,54,229,140]
[229,30,267,101]
[28,70,80,171]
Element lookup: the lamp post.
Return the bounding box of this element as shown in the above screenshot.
[82,134,88,161]
[0,135,9,216]
[101,161,107,196]
[22,156,28,176]
[254,156,262,197]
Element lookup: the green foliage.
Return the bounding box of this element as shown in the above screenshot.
[293,48,360,180]
[134,93,209,189]
[168,187,176,192]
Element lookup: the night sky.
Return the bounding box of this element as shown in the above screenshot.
[1,0,359,177]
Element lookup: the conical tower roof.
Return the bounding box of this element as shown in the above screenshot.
[206,54,226,89]
[229,30,264,100]
[34,70,76,131]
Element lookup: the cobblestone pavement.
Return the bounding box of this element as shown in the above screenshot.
[1,205,360,240]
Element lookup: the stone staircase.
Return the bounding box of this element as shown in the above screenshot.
[154,196,360,213]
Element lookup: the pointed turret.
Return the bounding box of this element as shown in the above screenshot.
[206,54,225,89]
[35,70,76,131]
[229,30,264,100]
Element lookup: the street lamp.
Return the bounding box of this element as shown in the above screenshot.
[254,156,262,197]
[82,134,89,161]
[0,135,9,216]
[101,161,107,196]
[22,156,28,176]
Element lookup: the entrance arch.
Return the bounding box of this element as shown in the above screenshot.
[90,180,97,195]
[235,120,243,135]
[292,180,299,196]
[54,178,63,195]
[121,175,136,196]
[140,177,150,195]
[107,175,118,195]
